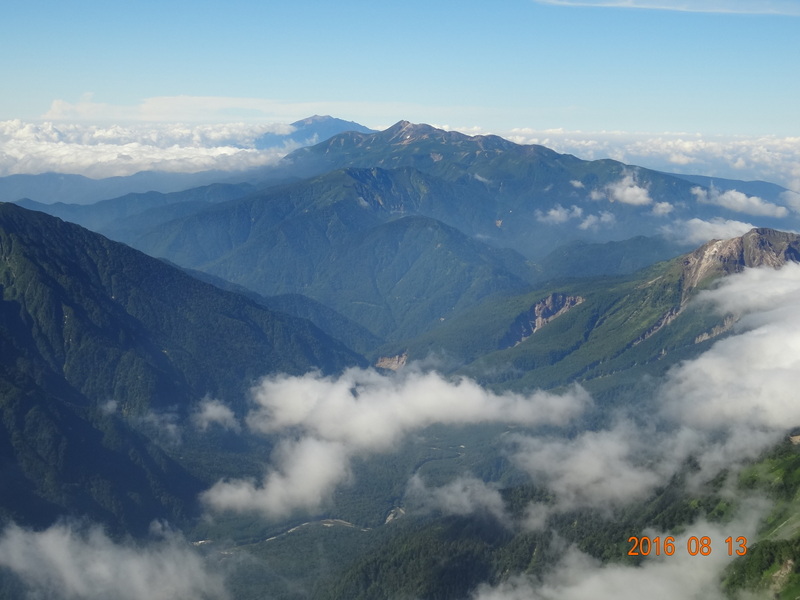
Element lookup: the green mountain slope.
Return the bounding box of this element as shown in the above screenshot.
[0,202,365,531]
[125,168,536,341]
[383,228,800,394]
[0,202,363,413]
[14,182,254,234]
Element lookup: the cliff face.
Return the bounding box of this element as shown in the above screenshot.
[680,228,800,301]
[500,293,584,349]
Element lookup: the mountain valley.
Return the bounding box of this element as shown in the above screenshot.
[2,120,800,599]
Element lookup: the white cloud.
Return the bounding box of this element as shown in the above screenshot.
[651,201,674,216]
[510,421,664,512]
[191,397,241,433]
[589,189,606,201]
[0,521,227,600]
[244,368,589,448]
[662,264,800,432]
[406,475,509,523]
[202,437,351,519]
[198,265,800,599]
[604,171,652,205]
[502,128,800,192]
[0,119,294,178]
[781,190,800,211]
[202,367,591,519]
[691,185,789,217]
[473,511,763,600]
[530,0,800,15]
[578,211,615,230]
[100,400,118,415]
[659,216,755,245]
[3,117,799,193]
[137,410,182,445]
[535,204,583,224]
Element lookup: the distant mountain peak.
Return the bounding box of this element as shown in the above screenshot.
[290,114,369,129]
[254,116,375,150]
[383,120,441,142]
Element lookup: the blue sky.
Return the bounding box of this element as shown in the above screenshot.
[4,0,799,135]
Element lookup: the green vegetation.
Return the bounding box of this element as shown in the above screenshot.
[4,122,800,599]
[0,202,362,532]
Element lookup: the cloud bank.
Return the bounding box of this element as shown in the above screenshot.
[0,120,293,178]
[0,522,227,600]
[202,368,591,519]
[663,264,800,432]
[2,119,798,192]
[504,128,800,192]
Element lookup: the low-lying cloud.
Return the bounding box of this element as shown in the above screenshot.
[604,171,653,206]
[691,185,789,217]
[203,265,800,527]
[534,203,615,230]
[510,421,665,512]
[507,264,800,524]
[662,264,800,432]
[473,263,800,595]
[406,475,509,524]
[192,397,241,432]
[199,264,800,596]
[659,216,756,245]
[535,203,583,224]
[202,368,591,519]
[0,521,227,600]
[578,210,615,230]
[472,511,764,600]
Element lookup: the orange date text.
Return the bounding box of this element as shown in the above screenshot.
[627,536,747,557]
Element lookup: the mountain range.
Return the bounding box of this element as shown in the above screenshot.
[2,118,800,599]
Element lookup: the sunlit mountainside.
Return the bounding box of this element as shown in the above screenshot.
[2,120,800,599]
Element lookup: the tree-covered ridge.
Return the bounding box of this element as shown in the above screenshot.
[0,202,363,413]
[0,202,364,533]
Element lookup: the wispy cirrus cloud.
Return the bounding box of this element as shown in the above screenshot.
[532,0,800,15]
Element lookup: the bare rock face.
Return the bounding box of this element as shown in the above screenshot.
[641,228,800,349]
[680,228,800,301]
[500,293,584,349]
[375,352,408,371]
